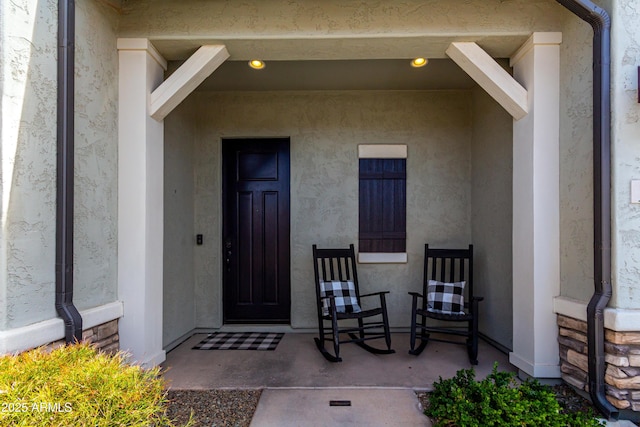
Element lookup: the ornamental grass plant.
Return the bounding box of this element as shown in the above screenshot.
[0,343,190,426]
[425,363,604,427]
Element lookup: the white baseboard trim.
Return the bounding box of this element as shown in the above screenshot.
[509,351,561,378]
[164,329,197,353]
[553,296,640,332]
[0,301,124,355]
[198,326,412,334]
[139,349,166,368]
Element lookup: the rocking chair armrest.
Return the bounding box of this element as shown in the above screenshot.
[318,295,338,316]
[359,291,390,298]
[408,291,424,299]
[468,296,483,316]
[318,295,337,307]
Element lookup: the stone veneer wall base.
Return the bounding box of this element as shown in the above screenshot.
[558,314,640,419]
[45,319,119,355]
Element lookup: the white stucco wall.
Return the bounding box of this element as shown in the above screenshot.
[611,0,640,309]
[1,0,58,329]
[558,7,595,303]
[73,0,119,311]
[0,0,119,330]
[186,90,472,329]
[117,0,564,41]
[471,87,513,350]
[164,100,196,347]
[557,0,640,310]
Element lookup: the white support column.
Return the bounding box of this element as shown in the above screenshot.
[117,38,167,367]
[509,32,562,378]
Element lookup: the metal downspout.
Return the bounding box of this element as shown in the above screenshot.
[56,0,83,343]
[555,0,618,420]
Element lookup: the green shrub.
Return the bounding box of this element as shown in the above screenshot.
[425,363,603,427]
[0,343,187,426]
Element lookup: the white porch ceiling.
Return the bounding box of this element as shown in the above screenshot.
[158,35,521,91]
[168,58,489,92]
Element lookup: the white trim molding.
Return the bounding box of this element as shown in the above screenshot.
[510,32,563,68]
[358,252,408,264]
[0,301,124,355]
[554,296,640,332]
[358,144,407,159]
[116,38,167,70]
[509,352,562,378]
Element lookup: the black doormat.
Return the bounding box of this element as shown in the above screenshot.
[192,332,284,351]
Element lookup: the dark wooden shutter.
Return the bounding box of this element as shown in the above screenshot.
[359,158,406,252]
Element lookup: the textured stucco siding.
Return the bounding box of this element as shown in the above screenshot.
[557,0,640,310]
[0,0,119,330]
[611,0,640,309]
[187,90,473,329]
[471,87,513,350]
[73,0,119,311]
[558,7,595,303]
[117,0,563,39]
[163,100,196,347]
[2,0,59,329]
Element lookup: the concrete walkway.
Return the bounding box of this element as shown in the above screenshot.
[250,388,430,426]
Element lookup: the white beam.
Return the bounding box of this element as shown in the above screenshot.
[446,42,528,120]
[150,45,229,121]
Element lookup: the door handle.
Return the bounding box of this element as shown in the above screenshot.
[225,239,232,272]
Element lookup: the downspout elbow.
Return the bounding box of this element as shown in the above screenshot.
[586,281,617,419]
[55,293,83,344]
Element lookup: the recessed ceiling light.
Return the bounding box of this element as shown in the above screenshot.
[248,59,266,70]
[411,57,428,68]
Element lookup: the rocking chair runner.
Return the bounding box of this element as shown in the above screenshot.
[409,244,483,364]
[312,244,395,362]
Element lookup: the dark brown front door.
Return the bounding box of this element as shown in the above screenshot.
[222,138,291,323]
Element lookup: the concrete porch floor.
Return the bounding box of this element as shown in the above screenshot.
[161,334,639,426]
[161,332,514,390]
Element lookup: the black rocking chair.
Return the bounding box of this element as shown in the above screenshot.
[409,244,483,364]
[312,244,395,362]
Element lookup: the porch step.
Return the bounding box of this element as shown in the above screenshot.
[249,387,430,426]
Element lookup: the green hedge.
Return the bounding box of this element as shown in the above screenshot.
[425,363,603,427]
[0,343,188,426]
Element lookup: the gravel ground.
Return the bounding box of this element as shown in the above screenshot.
[165,384,614,427]
[165,389,261,427]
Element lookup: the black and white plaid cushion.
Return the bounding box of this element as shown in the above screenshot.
[319,280,362,316]
[426,280,466,315]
